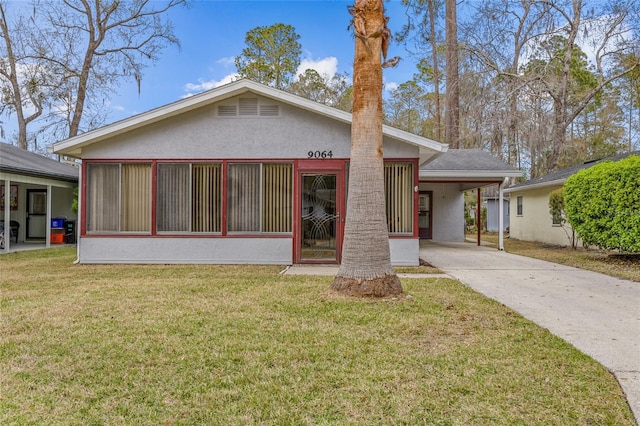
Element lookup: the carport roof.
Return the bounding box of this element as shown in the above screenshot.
[420,149,522,188]
[0,142,79,182]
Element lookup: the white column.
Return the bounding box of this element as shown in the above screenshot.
[46,185,52,248]
[498,178,506,251]
[3,178,10,252]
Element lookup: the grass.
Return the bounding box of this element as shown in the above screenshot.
[472,233,640,282]
[1,247,635,425]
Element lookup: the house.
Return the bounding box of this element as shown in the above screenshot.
[52,79,519,265]
[504,150,640,247]
[0,142,79,251]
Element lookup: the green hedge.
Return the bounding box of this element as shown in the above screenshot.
[564,155,640,253]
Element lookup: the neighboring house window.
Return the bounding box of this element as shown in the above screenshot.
[86,163,151,233]
[384,162,413,234]
[156,163,222,233]
[516,195,523,216]
[227,163,292,233]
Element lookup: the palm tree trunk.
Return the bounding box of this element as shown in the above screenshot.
[332,0,402,297]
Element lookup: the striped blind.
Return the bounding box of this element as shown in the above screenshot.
[192,164,222,232]
[385,163,413,234]
[121,164,151,232]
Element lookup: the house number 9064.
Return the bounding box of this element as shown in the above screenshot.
[308,150,333,159]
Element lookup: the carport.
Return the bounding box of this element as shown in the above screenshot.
[419,149,522,250]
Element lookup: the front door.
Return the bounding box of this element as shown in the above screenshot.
[26,189,47,240]
[419,191,432,239]
[299,172,342,263]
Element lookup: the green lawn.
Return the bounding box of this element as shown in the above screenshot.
[1,247,635,425]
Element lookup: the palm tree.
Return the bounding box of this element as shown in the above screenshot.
[331,0,402,297]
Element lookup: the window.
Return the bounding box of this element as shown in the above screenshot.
[86,163,151,233]
[516,195,523,216]
[227,163,292,233]
[156,163,222,233]
[384,162,413,234]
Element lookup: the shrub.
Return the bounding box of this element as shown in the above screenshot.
[564,155,640,253]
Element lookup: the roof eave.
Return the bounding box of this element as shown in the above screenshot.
[420,170,523,179]
[503,178,566,193]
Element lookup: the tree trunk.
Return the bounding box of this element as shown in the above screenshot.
[445,0,459,148]
[427,0,442,141]
[332,0,402,297]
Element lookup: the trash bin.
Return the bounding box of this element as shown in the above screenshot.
[64,220,76,244]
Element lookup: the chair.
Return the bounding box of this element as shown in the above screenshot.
[0,220,19,243]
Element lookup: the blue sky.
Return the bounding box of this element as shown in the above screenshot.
[108,0,417,123]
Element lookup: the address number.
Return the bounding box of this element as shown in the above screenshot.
[307,150,333,159]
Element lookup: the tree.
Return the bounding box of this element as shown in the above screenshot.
[397,0,444,141]
[0,0,185,149]
[288,68,352,110]
[0,2,47,149]
[548,187,577,248]
[332,0,402,297]
[564,155,640,253]
[445,0,459,147]
[235,23,301,90]
[384,80,429,135]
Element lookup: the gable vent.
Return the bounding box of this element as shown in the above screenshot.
[239,98,258,115]
[260,105,280,117]
[218,105,237,116]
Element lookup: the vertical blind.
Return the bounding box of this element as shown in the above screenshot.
[227,164,261,232]
[263,163,292,232]
[121,164,151,232]
[385,163,413,234]
[192,164,222,232]
[87,164,119,232]
[157,163,190,232]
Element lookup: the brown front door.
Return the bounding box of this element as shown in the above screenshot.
[419,191,432,239]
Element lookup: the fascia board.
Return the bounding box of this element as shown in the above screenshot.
[420,170,523,179]
[503,178,566,193]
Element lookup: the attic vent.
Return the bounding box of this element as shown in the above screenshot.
[239,98,258,115]
[260,104,280,117]
[218,105,237,116]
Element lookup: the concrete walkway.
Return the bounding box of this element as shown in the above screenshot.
[420,241,640,424]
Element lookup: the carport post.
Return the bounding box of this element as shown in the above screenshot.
[476,188,481,246]
[3,178,10,252]
[498,178,505,250]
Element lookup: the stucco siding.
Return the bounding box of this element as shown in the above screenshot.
[80,96,418,160]
[78,237,293,264]
[419,183,465,242]
[508,186,575,246]
[389,238,420,266]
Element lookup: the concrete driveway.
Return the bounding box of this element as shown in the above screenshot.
[420,241,640,424]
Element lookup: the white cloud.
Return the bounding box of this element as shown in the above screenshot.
[183,73,240,97]
[384,81,399,92]
[217,56,236,67]
[296,57,338,80]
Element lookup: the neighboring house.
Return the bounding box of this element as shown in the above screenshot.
[504,150,640,247]
[0,142,79,251]
[52,79,519,265]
